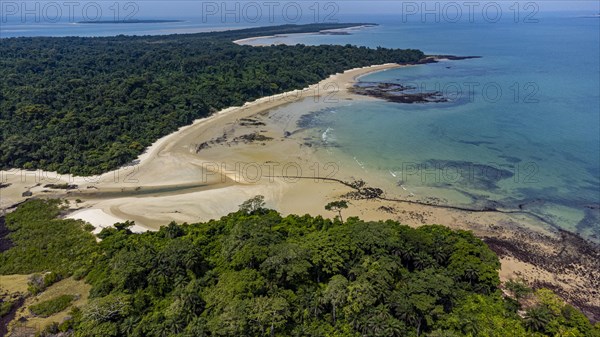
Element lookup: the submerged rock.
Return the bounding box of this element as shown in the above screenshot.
[350,81,448,104]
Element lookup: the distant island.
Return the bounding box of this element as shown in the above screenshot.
[77,19,184,24]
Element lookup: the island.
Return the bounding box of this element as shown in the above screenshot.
[1,23,598,337]
[77,19,185,24]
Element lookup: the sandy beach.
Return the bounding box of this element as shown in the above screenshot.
[0,63,402,228]
[1,62,598,320]
[232,24,375,46]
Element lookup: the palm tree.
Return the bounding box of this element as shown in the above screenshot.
[464,267,479,286]
[432,246,449,265]
[413,252,434,270]
[401,245,415,266]
[524,305,552,333]
[460,317,478,336]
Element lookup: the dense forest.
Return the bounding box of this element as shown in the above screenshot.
[0,23,425,175]
[1,199,598,336]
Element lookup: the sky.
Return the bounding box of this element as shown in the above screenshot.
[1,1,598,25]
[131,1,600,17]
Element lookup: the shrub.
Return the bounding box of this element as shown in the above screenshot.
[0,300,13,317]
[83,223,96,232]
[27,272,60,295]
[30,295,75,317]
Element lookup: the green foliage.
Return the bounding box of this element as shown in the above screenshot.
[522,289,600,337]
[82,293,131,322]
[324,200,349,211]
[505,278,533,301]
[525,305,554,334]
[321,275,349,324]
[27,272,60,295]
[2,200,598,336]
[75,212,510,336]
[0,24,425,175]
[436,293,529,336]
[0,300,13,317]
[324,200,349,221]
[238,195,266,214]
[0,199,98,275]
[29,294,75,317]
[83,223,96,232]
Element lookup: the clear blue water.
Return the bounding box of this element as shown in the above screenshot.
[2,11,599,238]
[263,14,600,238]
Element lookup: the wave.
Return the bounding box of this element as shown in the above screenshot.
[353,156,366,170]
[321,127,334,143]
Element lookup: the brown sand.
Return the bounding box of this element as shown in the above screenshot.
[1,63,402,229]
[0,63,598,321]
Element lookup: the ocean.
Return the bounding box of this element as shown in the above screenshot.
[246,13,600,239]
[2,9,599,239]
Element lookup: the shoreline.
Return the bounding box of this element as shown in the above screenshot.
[0,63,402,228]
[1,62,598,320]
[232,24,374,46]
[124,62,403,177]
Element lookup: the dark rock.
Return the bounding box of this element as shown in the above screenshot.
[350,82,448,104]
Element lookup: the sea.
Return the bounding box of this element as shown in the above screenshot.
[1,5,599,239]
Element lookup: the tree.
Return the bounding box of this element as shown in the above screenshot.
[249,296,289,336]
[114,220,135,233]
[505,278,532,301]
[324,200,349,222]
[239,195,266,214]
[260,243,311,286]
[83,294,131,322]
[436,294,529,336]
[321,275,349,325]
[524,305,553,333]
[391,269,452,336]
[4,200,597,337]
[0,25,425,175]
[162,221,184,239]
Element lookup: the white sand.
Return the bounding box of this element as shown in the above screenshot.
[1,62,595,312]
[0,63,402,231]
[66,209,147,234]
[232,25,373,46]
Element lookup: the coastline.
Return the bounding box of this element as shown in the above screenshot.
[0,63,402,229]
[232,24,374,46]
[1,61,598,319]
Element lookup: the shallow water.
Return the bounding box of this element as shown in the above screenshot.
[259,14,600,239]
[3,10,599,239]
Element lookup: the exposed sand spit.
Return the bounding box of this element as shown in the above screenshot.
[1,62,598,320]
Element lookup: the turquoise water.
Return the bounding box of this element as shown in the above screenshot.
[2,12,599,238]
[260,15,600,239]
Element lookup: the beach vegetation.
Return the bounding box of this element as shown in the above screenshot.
[324,200,349,222]
[29,294,75,317]
[0,24,425,175]
[239,195,267,214]
[0,199,98,275]
[0,300,13,317]
[1,199,598,336]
